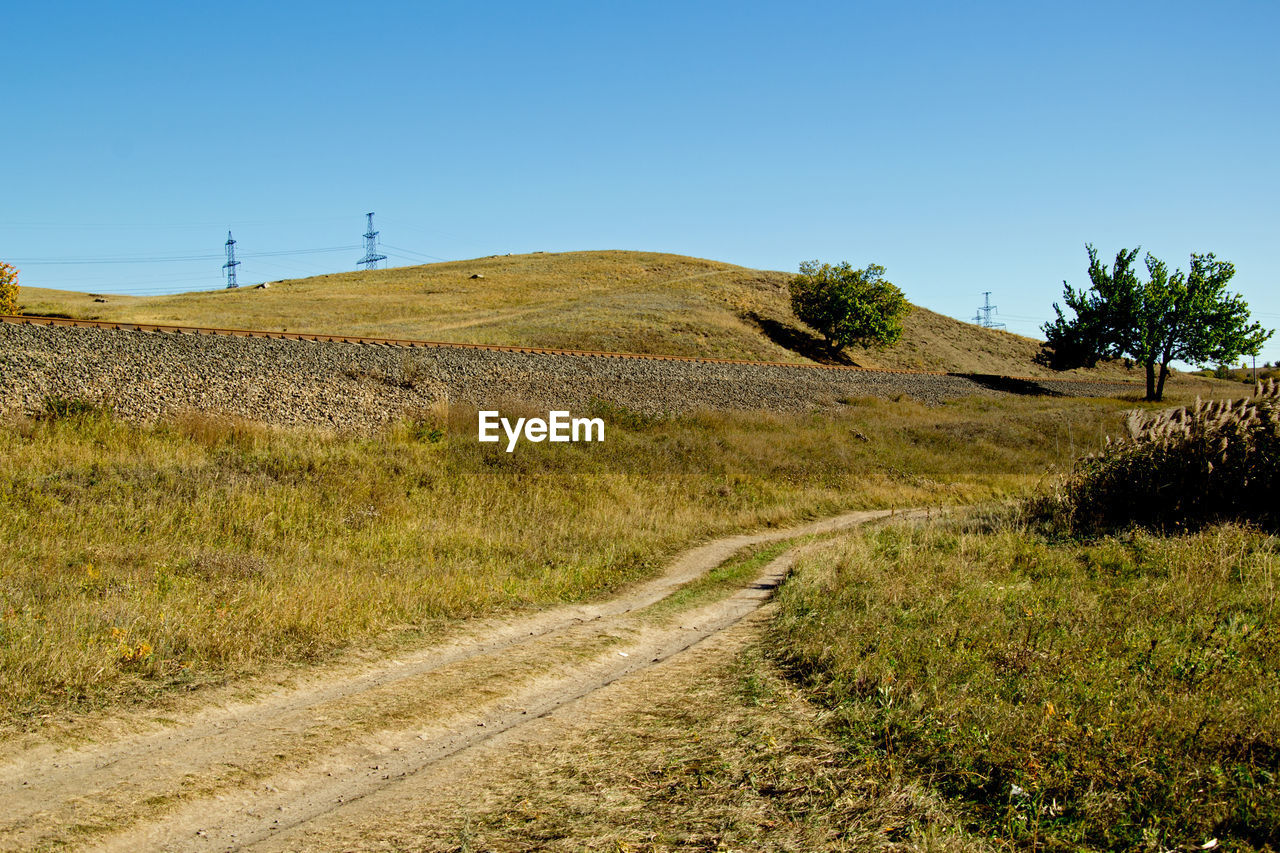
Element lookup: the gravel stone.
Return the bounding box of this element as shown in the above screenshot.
[0,323,1140,430]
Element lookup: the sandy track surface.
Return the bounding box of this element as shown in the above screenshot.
[0,508,917,852]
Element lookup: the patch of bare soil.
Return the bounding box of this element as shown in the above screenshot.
[0,509,935,852]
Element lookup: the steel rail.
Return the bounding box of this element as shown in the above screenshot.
[0,314,1140,386]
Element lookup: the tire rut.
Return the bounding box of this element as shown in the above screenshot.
[0,508,920,852]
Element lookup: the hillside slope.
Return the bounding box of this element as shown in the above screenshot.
[17,250,1132,378]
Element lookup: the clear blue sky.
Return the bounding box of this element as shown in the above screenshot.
[4,0,1278,365]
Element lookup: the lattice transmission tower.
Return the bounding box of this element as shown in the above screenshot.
[972,291,1004,329]
[223,231,240,289]
[358,212,387,270]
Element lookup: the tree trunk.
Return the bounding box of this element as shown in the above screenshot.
[1145,361,1158,401]
[1155,362,1171,402]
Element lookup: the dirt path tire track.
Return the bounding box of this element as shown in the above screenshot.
[0,508,924,852]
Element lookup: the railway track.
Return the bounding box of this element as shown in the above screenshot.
[0,313,1137,386]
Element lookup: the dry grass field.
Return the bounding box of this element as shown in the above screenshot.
[0,392,1155,733]
[17,250,1142,378]
[774,515,1279,851]
[6,252,1265,849]
[773,391,1280,850]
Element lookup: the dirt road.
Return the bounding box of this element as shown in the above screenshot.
[0,508,918,852]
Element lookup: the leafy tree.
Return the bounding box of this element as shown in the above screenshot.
[1041,245,1273,401]
[789,260,908,357]
[0,263,17,315]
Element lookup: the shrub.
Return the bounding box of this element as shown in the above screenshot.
[789,260,908,356]
[40,395,109,421]
[1048,380,1280,531]
[0,262,17,315]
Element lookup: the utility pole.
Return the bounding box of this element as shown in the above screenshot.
[973,291,1005,329]
[358,212,387,271]
[223,231,240,289]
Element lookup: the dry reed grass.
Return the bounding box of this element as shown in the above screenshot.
[1047,379,1280,531]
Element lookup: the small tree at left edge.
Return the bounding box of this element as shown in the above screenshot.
[0,263,18,315]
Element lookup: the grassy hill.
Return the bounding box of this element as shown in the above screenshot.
[18,249,1135,378]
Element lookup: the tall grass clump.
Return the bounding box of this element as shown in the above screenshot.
[1047,380,1279,532]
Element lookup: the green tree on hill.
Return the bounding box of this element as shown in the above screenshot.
[1041,245,1273,401]
[789,260,908,357]
[0,263,18,315]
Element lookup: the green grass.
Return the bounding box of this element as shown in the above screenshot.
[771,515,1280,851]
[0,392,1142,731]
[641,542,792,623]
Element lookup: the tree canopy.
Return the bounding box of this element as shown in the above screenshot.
[1041,245,1272,401]
[789,261,908,357]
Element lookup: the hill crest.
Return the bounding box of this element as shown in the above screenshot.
[17,249,1133,378]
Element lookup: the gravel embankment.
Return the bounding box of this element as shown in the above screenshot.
[0,323,1140,430]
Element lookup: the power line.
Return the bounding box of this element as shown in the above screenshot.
[246,245,361,258]
[381,244,449,262]
[72,283,227,296]
[12,245,361,265]
[0,215,357,231]
[17,253,226,265]
[251,258,338,276]
[997,313,1052,323]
